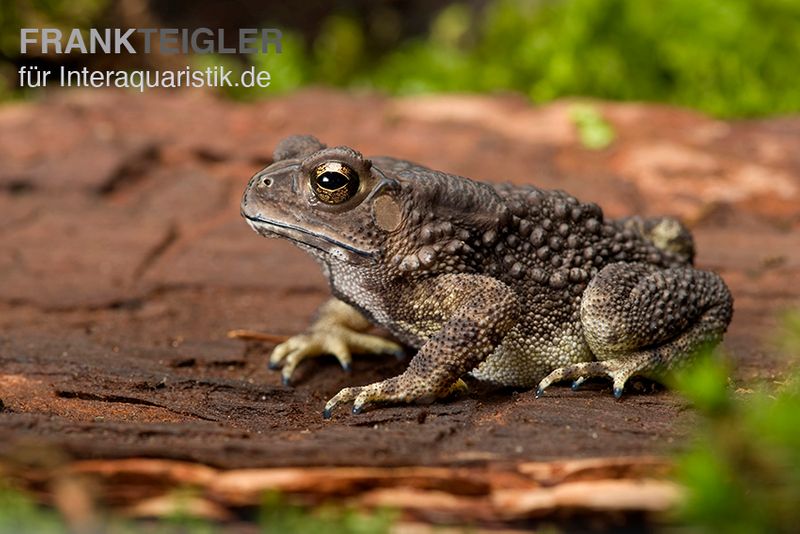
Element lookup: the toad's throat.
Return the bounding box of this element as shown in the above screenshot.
[244,215,374,259]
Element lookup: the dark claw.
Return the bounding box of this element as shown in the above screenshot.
[281,375,292,387]
[351,404,363,415]
[535,386,544,399]
[268,361,280,370]
[390,349,405,360]
[571,380,582,391]
[613,386,623,399]
[341,362,352,373]
[322,407,332,420]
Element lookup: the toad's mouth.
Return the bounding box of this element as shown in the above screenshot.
[244,214,374,260]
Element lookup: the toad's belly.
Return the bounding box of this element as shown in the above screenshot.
[470,324,593,387]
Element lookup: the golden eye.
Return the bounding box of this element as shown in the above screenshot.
[311,162,359,204]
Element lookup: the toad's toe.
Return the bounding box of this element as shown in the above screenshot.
[267,326,403,383]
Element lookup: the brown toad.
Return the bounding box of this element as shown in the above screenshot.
[240,135,733,418]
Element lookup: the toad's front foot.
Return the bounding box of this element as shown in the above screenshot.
[270,326,403,385]
[323,378,420,419]
[323,377,468,419]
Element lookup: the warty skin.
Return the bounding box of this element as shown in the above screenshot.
[240,135,733,418]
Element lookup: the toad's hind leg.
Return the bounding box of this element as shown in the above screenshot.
[536,262,733,397]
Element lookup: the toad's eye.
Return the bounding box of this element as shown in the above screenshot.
[311,162,360,204]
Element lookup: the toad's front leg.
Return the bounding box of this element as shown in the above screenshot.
[323,274,519,418]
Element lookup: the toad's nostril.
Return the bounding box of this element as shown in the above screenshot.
[262,177,273,187]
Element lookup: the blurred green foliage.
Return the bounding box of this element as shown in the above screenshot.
[259,492,395,534]
[0,0,108,99]
[370,0,800,117]
[0,0,108,57]
[0,483,64,534]
[3,0,800,117]
[672,310,800,533]
[226,0,800,118]
[194,31,311,99]
[0,483,395,534]
[569,104,615,150]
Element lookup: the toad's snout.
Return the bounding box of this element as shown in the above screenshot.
[240,168,282,220]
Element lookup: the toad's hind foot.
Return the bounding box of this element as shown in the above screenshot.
[536,353,653,399]
[270,326,403,385]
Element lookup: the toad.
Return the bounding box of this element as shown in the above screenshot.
[240,136,733,418]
